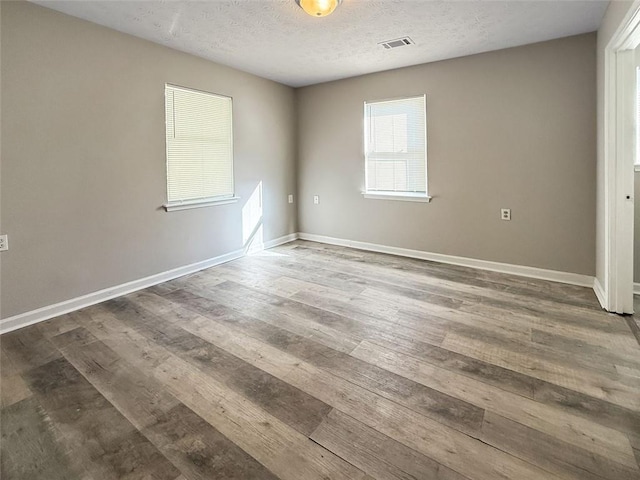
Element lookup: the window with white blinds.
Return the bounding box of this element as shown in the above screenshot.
[165,84,235,208]
[364,95,427,197]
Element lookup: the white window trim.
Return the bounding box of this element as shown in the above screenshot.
[362,191,432,202]
[164,196,239,212]
[363,94,429,198]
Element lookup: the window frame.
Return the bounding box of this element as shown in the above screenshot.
[163,83,239,212]
[363,94,431,202]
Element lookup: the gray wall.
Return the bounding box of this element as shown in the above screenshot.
[297,34,596,276]
[1,1,601,319]
[1,1,298,318]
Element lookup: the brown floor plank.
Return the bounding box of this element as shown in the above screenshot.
[150,288,485,435]
[135,303,566,480]
[350,339,638,470]
[144,403,281,480]
[281,242,601,310]
[441,331,640,410]
[310,409,470,480]
[57,332,281,480]
[0,349,32,408]
[1,327,62,374]
[105,296,334,437]
[448,323,622,377]
[361,334,537,398]
[37,312,82,338]
[23,356,181,480]
[3,240,639,480]
[187,280,362,353]
[532,378,640,446]
[50,327,181,431]
[79,305,371,480]
[274,245,629,342]
[531,328,640,369]
[480,411,640,480]
[270,243,606,320]
[138,274,640,476]
[627,315,640,346]
[1,397,80,480]
[246,253,465,311]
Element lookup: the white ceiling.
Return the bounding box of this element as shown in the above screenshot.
[32,0,609,87]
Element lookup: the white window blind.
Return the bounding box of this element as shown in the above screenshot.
[165,84,234,205]
[364,95,427,195]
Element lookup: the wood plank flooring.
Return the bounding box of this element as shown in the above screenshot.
[2,240,640,480]
[626,295,640,345]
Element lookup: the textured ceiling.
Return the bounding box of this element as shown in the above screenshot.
[32,0,608,87]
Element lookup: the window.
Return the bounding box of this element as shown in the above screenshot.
[364,95,429,201]
[164,84,237,211]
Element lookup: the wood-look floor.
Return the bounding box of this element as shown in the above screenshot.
[627,296,640,345]
[2,240,640,480]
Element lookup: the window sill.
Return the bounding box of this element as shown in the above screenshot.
[164,196,239,212]
[362,192,432,203]
[635,164,640,172]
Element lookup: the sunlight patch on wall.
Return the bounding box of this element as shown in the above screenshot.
[242,181,264,253]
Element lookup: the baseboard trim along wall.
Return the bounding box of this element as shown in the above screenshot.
[593,277,607,310]
[0,233,298,335]
[634,283,640,296]
[2,231,600,334]
[297,232,596,288]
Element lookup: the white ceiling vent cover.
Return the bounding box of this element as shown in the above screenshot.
[379,37,414,49]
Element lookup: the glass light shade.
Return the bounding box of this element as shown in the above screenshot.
[296,0,342,17]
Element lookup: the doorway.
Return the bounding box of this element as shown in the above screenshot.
[602,6,640,314]
[634,48,640,298]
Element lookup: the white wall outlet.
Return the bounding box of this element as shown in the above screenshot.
[313,195,319,205]
[0,235,8,251]
[288,194,294,204]
[501,208,511,221]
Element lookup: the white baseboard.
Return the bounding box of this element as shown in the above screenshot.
[297,232,595,288]
[593,277,607,310]
[262,233,298,250]
[246,232,299,254]
[634,282,640,296]
[3,230,599,335]
[0,233,298,335]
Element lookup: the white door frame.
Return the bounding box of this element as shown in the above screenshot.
[603,3,640,314]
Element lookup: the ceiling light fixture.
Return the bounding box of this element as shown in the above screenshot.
[296,0,342,18]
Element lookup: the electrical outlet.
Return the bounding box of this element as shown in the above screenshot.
[288,194,294,204]
[0,235,8,251]
[501,208,511,221]
[313,195,319,205]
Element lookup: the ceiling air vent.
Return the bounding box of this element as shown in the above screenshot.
[379,37,414,49]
